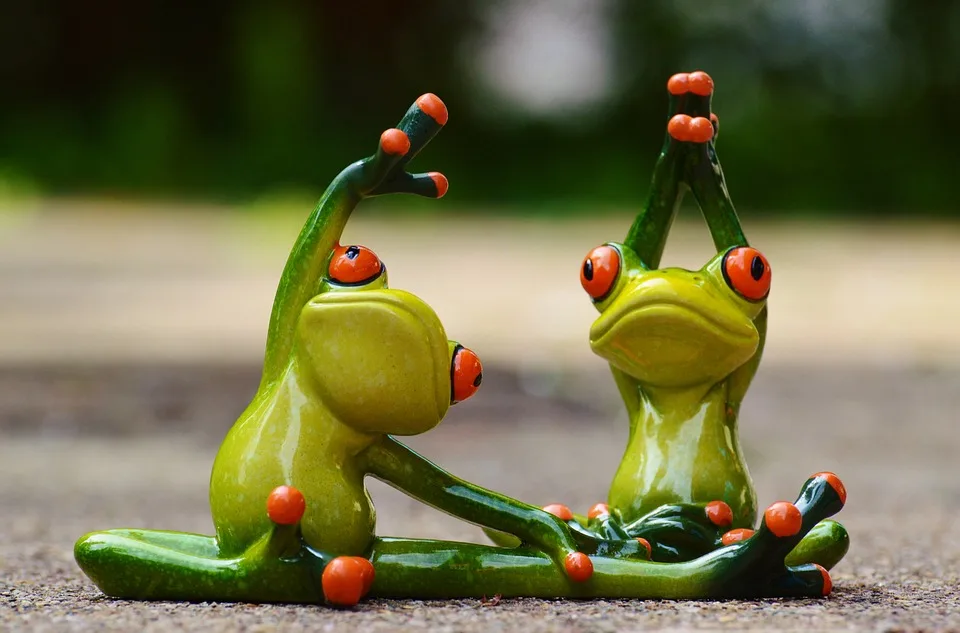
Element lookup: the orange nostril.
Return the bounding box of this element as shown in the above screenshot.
[451,345,483,404]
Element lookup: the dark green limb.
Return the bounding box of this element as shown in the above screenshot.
[257,95,448,391]
[624,76,748,265]
[361,437,578,560]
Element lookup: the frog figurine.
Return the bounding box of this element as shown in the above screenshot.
[75,91,846,608]
[497,71,850,570]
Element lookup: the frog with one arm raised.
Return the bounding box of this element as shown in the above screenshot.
[551,71,849,569]
[75,91,843,607]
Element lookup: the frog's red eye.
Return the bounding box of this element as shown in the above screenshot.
[580,245,620,301]
[722,247,771,301]
[451,345,482,404]
[329,245,383,285]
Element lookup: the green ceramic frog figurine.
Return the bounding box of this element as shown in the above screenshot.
[75,90,846,608]
[511,71,850,570]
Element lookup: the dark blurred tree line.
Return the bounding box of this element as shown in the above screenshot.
[1,0,957,215]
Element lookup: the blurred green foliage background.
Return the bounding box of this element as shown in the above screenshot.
[1,0,957,215]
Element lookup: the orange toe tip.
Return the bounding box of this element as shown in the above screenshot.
[321,556,368,607]
[348,556,376,596]
[266,485,305,525]
[812,471,847,505]
[587,502,611,520]
[542,503,574,522]
[380,128,411,156]
[721,528,755,546]
[667,73,689,95]
[710,112,719,125]
[764,501,803,537]
[564,552,594,583]
[688,116,714,142]
[636,537,652,558]
[815,563,833,596]
[688,71,715,96]
[667,114,692,141]
[705,500,733,527]
[428,171,449,198]
[416,93,449,126]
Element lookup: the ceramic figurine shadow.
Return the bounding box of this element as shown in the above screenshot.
[75,85,845,609]
[486,71,850,574]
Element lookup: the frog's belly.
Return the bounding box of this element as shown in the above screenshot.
[609,445,756,527]
[210,455,375,557]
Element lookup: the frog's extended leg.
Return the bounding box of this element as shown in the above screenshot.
[74,486,376,607]
[258,93,449,391]
[366,473,846,600]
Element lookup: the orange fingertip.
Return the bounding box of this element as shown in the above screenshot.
[710,113,719,128]
[812,471,847,505]
[380,128,410,156]
[688,116,714,143]
[429,171,449,198]
[322,557,367,607]
[721,528,755,546]
[667,73,689,95]
[764,501,803,537]
[564,552,594,583]
[587,503,610,520]
[542,504,574,522]
[266,485,305,525]
[636,537,652,558]
[687,71,714,96]
[416,93,449,125]
[667,114,692,141]
[815,563,833,596]
[705,500,733,527]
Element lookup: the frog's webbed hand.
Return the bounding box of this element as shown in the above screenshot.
[360,436,648,582]
[259,94,449,390]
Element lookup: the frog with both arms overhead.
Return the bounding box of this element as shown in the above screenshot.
[74,85,847,607]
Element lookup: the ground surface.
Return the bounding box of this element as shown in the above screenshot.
[1,206,959,631]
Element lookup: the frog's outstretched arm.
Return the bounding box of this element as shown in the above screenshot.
[359,436,631,580]
[623,94,689,269]
[258,94,449,391]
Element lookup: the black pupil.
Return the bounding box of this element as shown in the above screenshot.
[750,256,765,281]
[346,246,360,260]
[583,258,594,281]
[473,372,483,388]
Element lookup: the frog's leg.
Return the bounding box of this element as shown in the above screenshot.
[364,472,845,600]
[258,93,449,391]
[74,486,379,607]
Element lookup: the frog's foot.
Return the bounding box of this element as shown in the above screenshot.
[322,556,376,608]
[702,472,846,596]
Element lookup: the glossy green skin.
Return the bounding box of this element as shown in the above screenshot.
[573,79,849,569]
[75,86,844,605]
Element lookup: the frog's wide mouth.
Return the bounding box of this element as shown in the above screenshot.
[590,295,755,348]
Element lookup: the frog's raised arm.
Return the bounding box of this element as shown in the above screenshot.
[623,72,747,264]
[675,74,748,253]
[259,95,450,390]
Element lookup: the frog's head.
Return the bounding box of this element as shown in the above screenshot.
[295,245,482,436]
[581,242,770,389]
